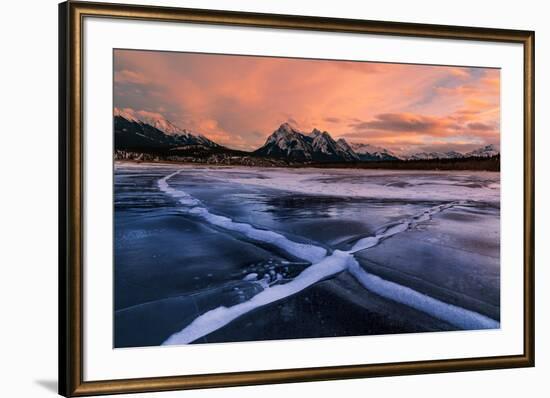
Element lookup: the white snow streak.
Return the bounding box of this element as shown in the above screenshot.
[157,170,499,345]
[347,258,499,330]
[158,172,326,263]
[163,251,353,345]
[350,202,461,253]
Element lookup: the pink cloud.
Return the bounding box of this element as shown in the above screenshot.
[114,69,152,85]
[113,50,500,153]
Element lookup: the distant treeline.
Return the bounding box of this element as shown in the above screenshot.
[306,155,500,171]
[115,149,500,172]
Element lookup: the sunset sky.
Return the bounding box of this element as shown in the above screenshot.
[114,49,500,155]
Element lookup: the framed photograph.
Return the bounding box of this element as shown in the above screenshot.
[59,1,534,396]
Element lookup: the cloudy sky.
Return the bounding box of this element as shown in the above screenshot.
[114,49,500,155]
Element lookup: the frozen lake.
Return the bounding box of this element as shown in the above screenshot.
[114,163,500,347]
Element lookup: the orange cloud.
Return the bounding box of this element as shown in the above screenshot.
[114,50,500,154]
[114,69,152,85]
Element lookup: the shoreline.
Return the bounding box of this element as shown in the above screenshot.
[114,158,501,173]
[115,161,500,204]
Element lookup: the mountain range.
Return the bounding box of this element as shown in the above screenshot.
[405,146,498,160]
[114,110,499,164]
[349,143,400,161]
[114,108,220,150]
[253,123,360,162]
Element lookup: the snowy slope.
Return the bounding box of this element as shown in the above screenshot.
[114,108,220,149]
[255,123,359,162]
[350,142,400,161]
[465,144,499,158]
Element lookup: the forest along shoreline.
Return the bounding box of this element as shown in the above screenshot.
[114,150,500,172]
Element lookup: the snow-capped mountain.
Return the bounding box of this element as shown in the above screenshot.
[349,143,400,161]
[145,117,188,136]
[309,129,360,161]
[114,108,190,136]
[465,144,499,158]
[407,151,464,160]
[113,108,500,167]
[114,108,219,150]
[406,145,499,160]
[335,138,354,153]
[443,151,465,159]
[254,123,313,161]
[254,123,358,162]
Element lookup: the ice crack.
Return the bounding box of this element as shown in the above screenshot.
[157,170,499,344]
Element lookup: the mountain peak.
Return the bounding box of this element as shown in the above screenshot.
[277,122,295,132]
[114,107,139,123]
[465,144,499,158]
[114,108,195,137]
[350,142,400,161]
[310,128,323,136]
[255,123,359,162]
[406,144,499,160]
[114,108,220,149]
[310,130,329,139]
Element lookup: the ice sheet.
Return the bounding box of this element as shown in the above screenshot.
[156,169,499,344]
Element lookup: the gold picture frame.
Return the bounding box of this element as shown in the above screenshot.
[59,1,535,396]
